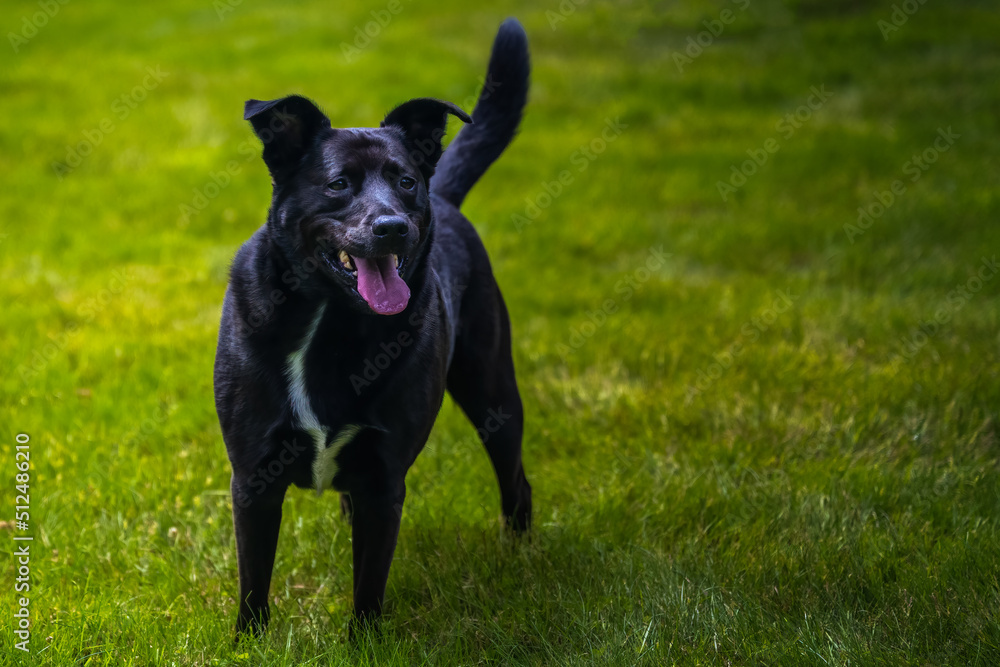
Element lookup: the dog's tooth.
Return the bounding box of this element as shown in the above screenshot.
[338,250,351,269]
[391,254,398,268]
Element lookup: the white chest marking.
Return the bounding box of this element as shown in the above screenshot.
[283,302,359,494]
[312,424,361,495]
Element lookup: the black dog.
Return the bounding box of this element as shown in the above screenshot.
[213,19,532,638]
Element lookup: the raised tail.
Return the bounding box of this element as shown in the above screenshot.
[430,18,530,208]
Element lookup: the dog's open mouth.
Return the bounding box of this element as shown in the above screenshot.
[321,249,410,315]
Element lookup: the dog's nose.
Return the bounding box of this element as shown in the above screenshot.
[372,216,408,238]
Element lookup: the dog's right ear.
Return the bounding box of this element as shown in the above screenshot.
[382,98,472,182]
[244,95,331,177]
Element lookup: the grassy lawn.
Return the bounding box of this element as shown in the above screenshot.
[3,0,999,664]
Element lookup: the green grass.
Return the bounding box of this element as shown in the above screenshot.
[2,0,999,664]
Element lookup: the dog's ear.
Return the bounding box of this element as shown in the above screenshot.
[244,95,331,178]
[381,98,472,181]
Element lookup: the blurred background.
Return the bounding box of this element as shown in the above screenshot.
[2,0,998,664]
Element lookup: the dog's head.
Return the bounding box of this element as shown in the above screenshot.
[244,95,471,315]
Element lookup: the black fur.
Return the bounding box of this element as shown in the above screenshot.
[431,18,530,207]
[214,18,532,639]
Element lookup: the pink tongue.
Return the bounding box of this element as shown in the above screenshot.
[352,256,410,315]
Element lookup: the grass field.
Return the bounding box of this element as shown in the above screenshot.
[3,0,1000,664]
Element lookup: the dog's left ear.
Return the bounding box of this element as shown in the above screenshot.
[244,95,331,179]
[382,98,472,181]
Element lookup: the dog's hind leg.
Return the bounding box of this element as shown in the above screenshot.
[446,286,532,532]
[340,493,353,519]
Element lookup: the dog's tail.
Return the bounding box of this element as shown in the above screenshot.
[431,18,529,208]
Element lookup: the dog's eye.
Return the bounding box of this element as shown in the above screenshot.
[399,176,416,190]
[327,178,349,192]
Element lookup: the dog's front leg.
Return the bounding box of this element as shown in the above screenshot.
[232,476,287,639]
[347,481,405,636]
